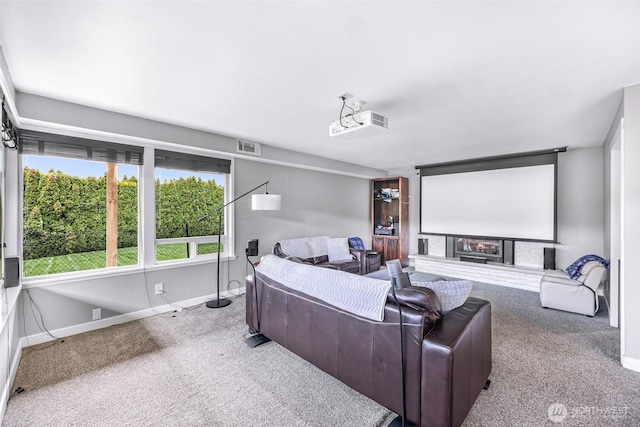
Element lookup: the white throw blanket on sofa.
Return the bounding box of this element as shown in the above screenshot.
[256,254,391,321]
[276,236,331,258]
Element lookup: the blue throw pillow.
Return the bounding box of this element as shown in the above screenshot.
[348,237,366,250]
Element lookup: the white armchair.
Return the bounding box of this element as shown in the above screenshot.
[539,261,607,316]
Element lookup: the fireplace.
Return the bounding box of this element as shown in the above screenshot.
[454,237,503,262]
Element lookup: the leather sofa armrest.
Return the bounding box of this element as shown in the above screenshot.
[273,242,286,258]
[349,248,366,274]
[421,298,491,427]
[349,247,365,260]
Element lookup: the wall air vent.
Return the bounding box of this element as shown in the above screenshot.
[237,140,262,156]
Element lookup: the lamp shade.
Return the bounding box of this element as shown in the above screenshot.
[251,194,281,211]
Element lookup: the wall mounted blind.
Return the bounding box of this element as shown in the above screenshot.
[2,93,18,148]
[154,149,231,174]
[19,130,144,165]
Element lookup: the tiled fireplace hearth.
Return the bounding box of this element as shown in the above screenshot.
[409,254,545,292]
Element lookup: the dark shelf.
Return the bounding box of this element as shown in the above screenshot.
[371,176,409,267]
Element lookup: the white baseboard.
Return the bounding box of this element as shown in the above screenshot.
[20,288,245,348]
[0,345,23,422]
[622,355,640,373]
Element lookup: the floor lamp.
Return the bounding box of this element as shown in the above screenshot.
[199,181,281,309]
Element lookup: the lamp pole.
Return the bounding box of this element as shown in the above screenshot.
[199,181,273,309]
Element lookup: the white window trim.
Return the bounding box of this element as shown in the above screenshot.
[155,234,230,261]
[19,136,236,279]
[152,154,234,266]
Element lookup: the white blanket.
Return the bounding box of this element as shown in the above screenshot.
[256,254,391,321]
[277,236,330,258]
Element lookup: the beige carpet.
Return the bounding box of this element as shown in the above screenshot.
[4,282,640,426]
[5,294,394,427]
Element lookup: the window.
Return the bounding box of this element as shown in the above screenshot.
[154,150,231,262]
[20,131,143,277]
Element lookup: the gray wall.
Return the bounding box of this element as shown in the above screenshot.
[555,147,604,268]
[20,264,216,337]
[231,158,371,282]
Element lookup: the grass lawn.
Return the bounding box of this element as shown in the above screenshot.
[23,243,222,277]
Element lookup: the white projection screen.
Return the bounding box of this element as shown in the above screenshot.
[420,164,555,241]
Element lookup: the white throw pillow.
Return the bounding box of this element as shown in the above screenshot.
[326,237,352,262]
[412,280,473,313]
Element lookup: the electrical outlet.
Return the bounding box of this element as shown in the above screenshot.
[155,283,163,295]
[92,308,101,320]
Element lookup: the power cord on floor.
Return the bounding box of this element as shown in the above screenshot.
[160,293,184,311]
[23,285,63,343]
[159,293,198,313]
[7,386,25,402]
[226,279,244,298]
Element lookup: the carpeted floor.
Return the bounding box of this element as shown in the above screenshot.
[4,281,640,426]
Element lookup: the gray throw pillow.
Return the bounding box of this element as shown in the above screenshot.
[411,280,473,313]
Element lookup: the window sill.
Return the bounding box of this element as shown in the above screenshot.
[150,254,238,272]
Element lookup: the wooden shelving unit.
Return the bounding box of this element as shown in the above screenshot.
[371,176,409,267]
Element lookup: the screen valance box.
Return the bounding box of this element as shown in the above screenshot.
[416,148,566,243]
[19,130,144,165]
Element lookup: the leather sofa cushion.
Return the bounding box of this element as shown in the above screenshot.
[323,260,361,275]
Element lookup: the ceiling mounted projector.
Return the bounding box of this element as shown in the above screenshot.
[329,110,389,138]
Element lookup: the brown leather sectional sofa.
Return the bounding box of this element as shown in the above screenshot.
[246,267,492,427]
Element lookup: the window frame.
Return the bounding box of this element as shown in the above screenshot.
[153,149,232,265]
[20,153,142,278]
[17,128,236,285]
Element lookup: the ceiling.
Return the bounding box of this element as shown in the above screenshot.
[0,1,638,171]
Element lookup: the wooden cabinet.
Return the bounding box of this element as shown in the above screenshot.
[371,177,409,266]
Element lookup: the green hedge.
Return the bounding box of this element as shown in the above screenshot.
[23,168,224,260]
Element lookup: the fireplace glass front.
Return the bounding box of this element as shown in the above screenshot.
[454,237,503,262]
